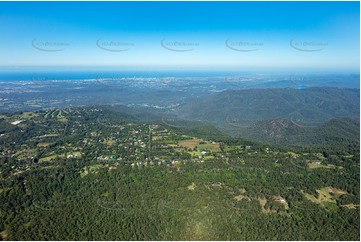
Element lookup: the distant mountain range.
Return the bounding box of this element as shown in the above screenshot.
[220,118,359,147]
[161,87,359,147]
[4,85,357,148]
[176,87,359,124]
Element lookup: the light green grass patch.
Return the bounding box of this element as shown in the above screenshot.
[341,204,359,209]
[88,164,104,169]
[15,148,37,158]
[304,193,319,203]
[188,151,202,157]
[20,112,39,119]
[187,182,196,190]
[258,197,268,213]
[45,133,59,137]
[308,161,342,169]
[37,143,53,147]
[203,155,214,160]
[197,142,221,152]
[40,165,59,170]
[57,117,68,123]
[39,155,59,162]
[222,145,233,152]
[303,187,347,210]
[102,192,110,197]
[287,152,300,158]
[44,111,52,119]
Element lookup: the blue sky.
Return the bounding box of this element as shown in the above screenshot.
[0,1,359,72]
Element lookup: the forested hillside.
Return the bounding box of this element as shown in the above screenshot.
[0,108,359,240]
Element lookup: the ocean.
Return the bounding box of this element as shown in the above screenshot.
[0,70,248,82]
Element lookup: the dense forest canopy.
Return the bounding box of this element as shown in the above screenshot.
[0,107,359,240]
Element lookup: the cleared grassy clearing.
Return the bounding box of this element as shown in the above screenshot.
[258,197,268,213]
[81,164,109,177]
[307,160,342,169]
[45,133,60,137]
[287,152,300,158]
[302,187,347,210]
[188,151,202,157]
[187,182,196,190]
[234,189,250,202]
[0,231,8,240]
[179,138,202,149]
[197,142,221,152]
[37,143,53,147]
[39,155,59,162]
[20,112,39,119]
[340,204,359,209]
[15,148,37,159]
